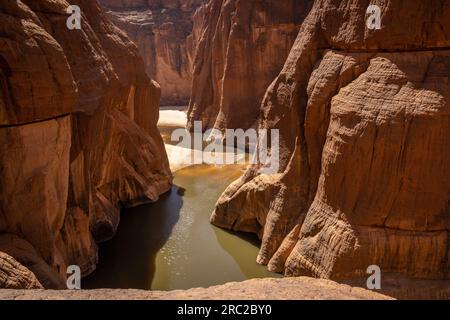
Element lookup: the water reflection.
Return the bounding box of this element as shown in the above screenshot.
[83,188,183,289]
[84,119,281,290]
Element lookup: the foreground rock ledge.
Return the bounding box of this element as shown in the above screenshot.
[0,277,392,300]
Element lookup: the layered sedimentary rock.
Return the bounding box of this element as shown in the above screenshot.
[211,0,450,287]
[0,277,393,300]
[0,235,65,289]
[100,0,204,106]
[187,0,314,131]
[0,0,171,288]
[0,252,43,289]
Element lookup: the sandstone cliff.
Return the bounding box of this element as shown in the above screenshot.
[100,0,204,106]
[187,0,314,131]
[211,0,450,288]
[0,0,172,288]
[0,252,43,289]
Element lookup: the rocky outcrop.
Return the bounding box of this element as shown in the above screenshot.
[211,0,450,289]
[0,252,43,289]
[0,277,393,300]
[99,0,205,106]
[0,235,65,289]
[187,0,314,131]
[0,0,172,288]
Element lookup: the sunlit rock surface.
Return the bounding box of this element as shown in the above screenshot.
[210,0,450,297]
[100,0,205,105]
[0,0,172,288]
[158,109,244,172]
[187,0,314,131]
[0,252,43,290]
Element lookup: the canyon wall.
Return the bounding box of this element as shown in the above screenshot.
[187,0,314,131]
[100,0,205,106]
[211,0,450,287]
[0,0,172,288]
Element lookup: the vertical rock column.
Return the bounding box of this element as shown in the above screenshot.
[0,0,172,287]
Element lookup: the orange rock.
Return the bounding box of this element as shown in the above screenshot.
[211,0,450,290]
[0,1,77,125]
[0,252,43,289]
[0,116,71,270]
[0,235,65,289]
[0,0,172,284]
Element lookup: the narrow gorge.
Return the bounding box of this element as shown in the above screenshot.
[0,0,449,301]
[208,0,450,299]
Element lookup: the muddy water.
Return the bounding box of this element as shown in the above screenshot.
[84,123,280,291]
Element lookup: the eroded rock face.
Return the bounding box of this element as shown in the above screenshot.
[0,0,172,287]
[99,0,204,106]
[187,0,314,131]
[0,252,43,289]
[0,277,393,300]
[0,235,65,289]
[211,0,450,287]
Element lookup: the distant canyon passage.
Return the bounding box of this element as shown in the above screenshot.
[0,0,449,300]
[0,0,172,288]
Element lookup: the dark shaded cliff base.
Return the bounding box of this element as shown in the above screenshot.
[0,277,392,300]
